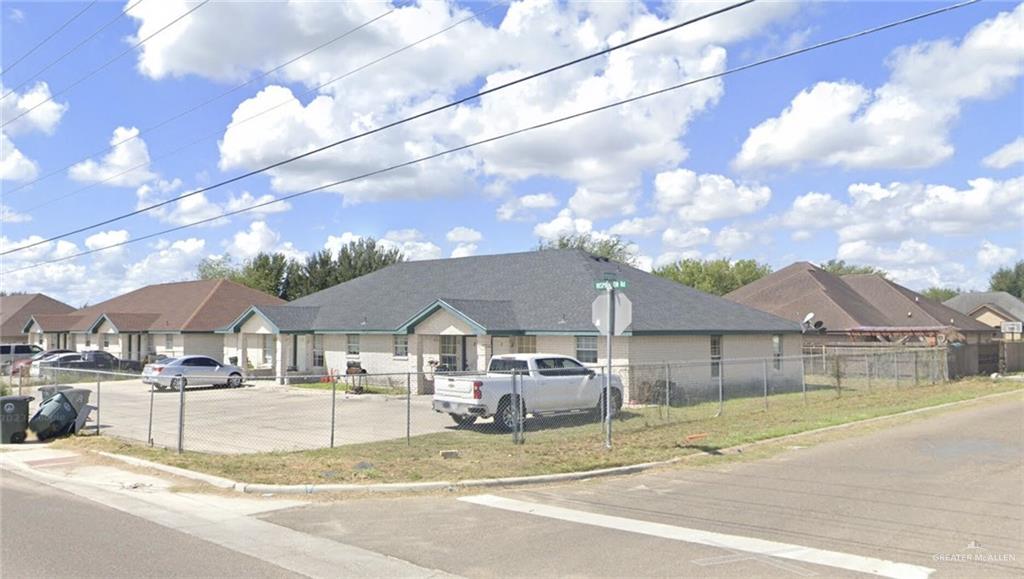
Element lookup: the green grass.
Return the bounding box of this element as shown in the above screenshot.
[59,377,1021,486]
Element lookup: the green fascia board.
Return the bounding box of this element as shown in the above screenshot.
[395,299,488,335]
[216,306,280,334]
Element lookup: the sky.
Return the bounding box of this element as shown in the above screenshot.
[1,0,1021,307]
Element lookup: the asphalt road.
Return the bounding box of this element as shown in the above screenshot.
[263,394,1024,578]
[1,471,301,579]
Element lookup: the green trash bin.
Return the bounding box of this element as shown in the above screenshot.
[62,388,92,414]
[1,395,35,444]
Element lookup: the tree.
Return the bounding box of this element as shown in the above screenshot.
[990,261,1024,298]
[818,259,887,277]
[288,238,404,299]
[195,254,241,281]
[238,253,292,299]
[654,258,772,296]
[538,233,637,265]
[921,287,959,302]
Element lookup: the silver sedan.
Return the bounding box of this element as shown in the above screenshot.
[142,355,245,390]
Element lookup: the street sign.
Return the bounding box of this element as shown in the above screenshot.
[594,280,628,290]
[1001,321,1023,333]
[592,292,632,336]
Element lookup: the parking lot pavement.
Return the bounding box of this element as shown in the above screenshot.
[262,394,1023,578]
[25,379,454,453]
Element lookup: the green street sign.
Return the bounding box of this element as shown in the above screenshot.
[595,280,628,290]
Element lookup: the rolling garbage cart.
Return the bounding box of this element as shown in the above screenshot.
[1,395,35,444]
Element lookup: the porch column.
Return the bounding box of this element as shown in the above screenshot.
[476,337,490,372]
[275,335,285,385]
[236,331,244,367]
[410,334,423,394]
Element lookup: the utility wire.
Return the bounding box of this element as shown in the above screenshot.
[0,1,98,76]
[0,0,981,274]
[17,1,507,210]
[1,0,756,256]
[1,0,209,129]
[1,0,146,101]
[5,8,396,196]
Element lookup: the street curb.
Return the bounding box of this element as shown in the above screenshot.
[93,387,1022,495]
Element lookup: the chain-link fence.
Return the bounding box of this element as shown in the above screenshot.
[5,347,952,454]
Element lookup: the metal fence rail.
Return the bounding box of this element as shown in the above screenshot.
[7,347,951,454]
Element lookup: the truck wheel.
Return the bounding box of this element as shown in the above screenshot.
[495,396,524,432]
[450,414,477,428]
[597,389,623,418]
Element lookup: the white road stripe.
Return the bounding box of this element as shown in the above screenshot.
[459,494,934,579]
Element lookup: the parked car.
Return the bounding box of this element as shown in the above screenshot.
[31,352,85,377]
[60,350,144,374]
[142,356,245,390]
[10,348,72,376]
[0,343,44,373]
[432,353,624,431]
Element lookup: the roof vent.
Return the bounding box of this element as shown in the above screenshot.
[914,296,919,302]
[907,311,912,318]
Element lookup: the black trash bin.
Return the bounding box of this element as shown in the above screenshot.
[29,392,78,441]
[1,395,35,444]
[38,385,73,402]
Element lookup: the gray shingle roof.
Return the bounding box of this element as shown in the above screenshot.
[252,305,320,332]
[281,250,799,334]
[944,291,1024,323]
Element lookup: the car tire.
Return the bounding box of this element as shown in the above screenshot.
[494,396,524,433]
[596,389,623,419]
[450,414,477,428]
[227,373,242,388]
[154,384,167,391]
[172,376,187,391]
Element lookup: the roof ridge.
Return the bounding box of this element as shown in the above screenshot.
[181,278,226,330]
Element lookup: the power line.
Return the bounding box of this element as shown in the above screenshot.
[1,0,209,129]
[1,0,147,101]
[5,8,396,196]
[2,0,756,256]
[17,1,507,211]
[0,1,98,76]
[0,0,981,274]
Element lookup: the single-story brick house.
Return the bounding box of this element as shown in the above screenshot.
[23,279,283,362]
[220,250,802,395]
[0,293,74,343]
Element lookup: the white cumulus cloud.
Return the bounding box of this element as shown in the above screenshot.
[977,240,1018,269]
[69,126,157,187]
[654,169,770,222]
[982,136,1024,169]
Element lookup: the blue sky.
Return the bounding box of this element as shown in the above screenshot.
[1,0,1021,306]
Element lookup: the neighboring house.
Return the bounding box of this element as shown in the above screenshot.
[220,249,801,395]
[725,262,999,374]
[0,293,75,344]
[23,279,284,362]
[944,291,1024,340]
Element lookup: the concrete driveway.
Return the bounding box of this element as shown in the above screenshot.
[27,379,453,454]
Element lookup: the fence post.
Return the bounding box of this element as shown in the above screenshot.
[866,354,872,391]
[800,355,807,405]
[894,352,900,389]
[714,364,724,417]
[147,382,155,446]
[406,372,411,446]
[913,350,920,386]
[330,373,337,448]
[176,377,185,454]
[95,375,101,436]
[664,362,671,414]
[834,354,842,398]
[762,358,769,411]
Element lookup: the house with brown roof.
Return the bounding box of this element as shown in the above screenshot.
[944,291,1024,340]
[23,279,284,362]
[725,262,996,346]
[0,293,75,343]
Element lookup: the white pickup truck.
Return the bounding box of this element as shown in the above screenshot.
[432,353,623,431]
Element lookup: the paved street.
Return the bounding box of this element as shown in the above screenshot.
[1,471,302,578]
[263,394,1024,578]
[18,378,452,453]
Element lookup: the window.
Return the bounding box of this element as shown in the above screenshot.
[0,346,9,355]
[772,334,782,371]
[393,334,409,357]
[103,335,110,348]
[313,335,325,367]
[537,357,590,377]
[346,334,360,355]
[575,336,598,364]
[511,335,536,353]
[439,335,458,370]
[165,334,174,350]
[85,335,91,348]
[489,357,528,373]
[710,335,722,379]
[37,335,43,345]
[14,345,32,354]
[262,335,273,365]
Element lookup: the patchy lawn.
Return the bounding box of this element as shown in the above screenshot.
[58,377,1021,485]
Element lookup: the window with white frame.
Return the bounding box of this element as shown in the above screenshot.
[393,334,409,357]
[512,335,536,353]
[575,336,598,364]
[165,334,174,350]
[103,335,110,348]
[262,335,273,365]
[439,335,458,369]
[313,335,325,367]
[710,335,722,378]
[347,334,360,355]
[772,334,782,370]
[37,334,43,345]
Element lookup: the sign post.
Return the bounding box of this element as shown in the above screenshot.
[592,278,632,450]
